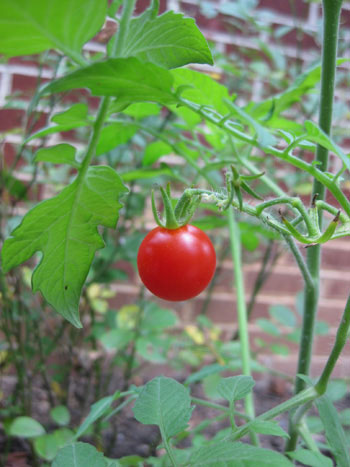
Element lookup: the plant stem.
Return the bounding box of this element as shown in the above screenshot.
[229,137,285,197]
[230,386,317,442]
[315,292,350,394]
[297,420,321,453]
[79,0,136,175]
[159,426,178,467]
[137,123,215,186]
[227,207,259,446]
[282,235,313,290]
[109,0,137,57]
[178,99,350,216]
[286,0,343,450]
[78,97,111,180]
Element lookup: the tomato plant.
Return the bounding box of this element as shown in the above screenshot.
[137,224,216,301]
[1,0,350,465]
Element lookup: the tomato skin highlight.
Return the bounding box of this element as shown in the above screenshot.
[137,225,216,301]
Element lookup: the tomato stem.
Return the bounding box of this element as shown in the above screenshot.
[315,292,350,395]
[286,0,343,451]
[227,207,259,446]
[160,186,180,229]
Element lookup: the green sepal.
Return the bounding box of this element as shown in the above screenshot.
[241,181,263,201]
[181,195,202,224]
[160,186,180,229]
[280,214,312,244]
[151,186,204,229]
[174,190,192,221]
[241,171,265,181]
[222,170,235,211]
[234,186,244,211]
[151,189,164,228]
[317,211,340,244]
[231,165,240,182]
[308,193,321,236]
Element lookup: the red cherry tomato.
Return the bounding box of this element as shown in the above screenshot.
[137,224,216,301]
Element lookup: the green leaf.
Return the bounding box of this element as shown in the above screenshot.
[240,229,259,251]
[250,420,289,439]
[316,395,350,467]
[50,406,71,426]
[117,9,213,69]
[34,144,79,168]
[256,318,280,336]
[52,104,89,125]
[34,428,74,460]
[53,428,75,448]
[135,336,169,363]
[133,376,193,439]
[304,120,350,171]
[96,123,137,156]
[326,379,348,402]
[314,320,329,335]
[306,415,324,434]
[248,61,327,120]
[141,303,178,331]
[245,58,349,124]
[269,305,296,327]
[34,434,60,461]
[192,216,227,230]
[340,408,350,426]
[26,122,89,142]
[120,102,160,119]
[270,344,290,356]
[0,0,107,58]
[41,58,176,107]
[120,165,181,182]
[189,441,293,466]
[0,171,27,199]
[52,442,107,467]
[75,392,120,439]
[224,99,276,147]
[26,104,90,142]
[9,416,45,438]
[184,364,228,385]
[217,375,255,403]
[287,449,333,467]
[1,166,128,328]
[99,328,134,351]
[143,141,173,166]
[107,455,145,466]
[172,68,230,116]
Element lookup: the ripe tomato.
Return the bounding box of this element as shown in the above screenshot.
[137,224,216,301]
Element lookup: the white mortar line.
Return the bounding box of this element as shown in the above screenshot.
[0,70,12,107]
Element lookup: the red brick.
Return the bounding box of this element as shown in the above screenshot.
[258,0,310,19]
[276,28,319,50]
[321,246,350,271]
[12,74,50,97]
[314,334,350,356]
[0,108,24,131]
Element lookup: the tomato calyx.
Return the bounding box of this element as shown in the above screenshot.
[151,184,202,229]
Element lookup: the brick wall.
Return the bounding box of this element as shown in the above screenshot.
[1,0,350,378]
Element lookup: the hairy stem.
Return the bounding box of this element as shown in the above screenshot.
[228,207,259,446]
[177,99,350,216]
[315,292,350,394]
[230,386,318,442]
[286,0,343,450]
